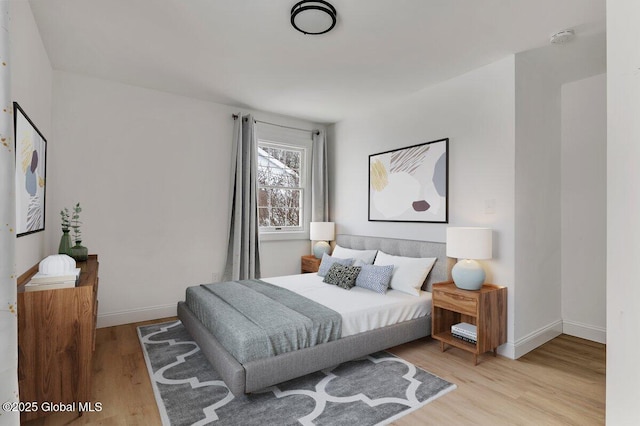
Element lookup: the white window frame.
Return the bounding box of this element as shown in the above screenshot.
[256,123,312,241]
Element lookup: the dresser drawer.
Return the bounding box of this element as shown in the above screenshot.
[433,290,477,316]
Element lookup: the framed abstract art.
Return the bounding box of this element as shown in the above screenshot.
[369,138,448,223]
[14,102,47,236]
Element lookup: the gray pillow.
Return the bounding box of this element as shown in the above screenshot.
[323,263,362,290]
[355,264,394,294]
[317,253,353,277]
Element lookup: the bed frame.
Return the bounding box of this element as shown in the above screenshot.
[177,234,452,396]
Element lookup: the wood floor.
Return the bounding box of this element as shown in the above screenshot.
[26,318,605,426]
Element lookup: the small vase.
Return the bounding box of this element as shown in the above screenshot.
[58,230,72,255]
[68,241,88,262]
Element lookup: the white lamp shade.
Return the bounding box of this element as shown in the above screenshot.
[446,227,492,260]
[310,222,335,241]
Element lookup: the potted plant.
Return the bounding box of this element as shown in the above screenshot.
[58,207,72,254]
[68,202,88,261]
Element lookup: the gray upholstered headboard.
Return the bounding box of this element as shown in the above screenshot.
[335,234,453,292]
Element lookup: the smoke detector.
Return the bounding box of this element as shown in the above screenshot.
[550,29,575,44]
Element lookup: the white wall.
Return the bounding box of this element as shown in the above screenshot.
[561,74,606,344]
[52,71,320,327]
[329,57,517,355]
[513,53,563,356]
[260,240,310,277]
[10,0,53,275]
[607,1,640,423]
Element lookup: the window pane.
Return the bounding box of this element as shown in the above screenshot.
[272,167,290,187]
[258,188,269,207]
[267,188,279,207]
[289,189,301,208]
[270,147,282,162]
[259,166,277,186]
[258,165,268,185]
[263,146,277,160]
[258,208,270,227]
[271,208,287,226]
[283,170,299,187]
[285,150,300,170]
[286,208,300,227]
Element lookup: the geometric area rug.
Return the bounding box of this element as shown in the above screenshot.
[138,321,456,426]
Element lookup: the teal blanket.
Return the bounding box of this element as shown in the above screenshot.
[185,279,342,363]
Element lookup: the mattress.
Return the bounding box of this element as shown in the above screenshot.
[262,273,432,337]
[184,279,341,363]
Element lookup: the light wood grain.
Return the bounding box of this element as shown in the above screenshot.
[301,255,321,273]
[25,319,605,426]
[391,334,605,425]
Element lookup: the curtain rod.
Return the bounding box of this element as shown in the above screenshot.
[232,114,319,135]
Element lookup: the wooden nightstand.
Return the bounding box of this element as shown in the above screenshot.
[431,281,507,365]
[301,255,321,273]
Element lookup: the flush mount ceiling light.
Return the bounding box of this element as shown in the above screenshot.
[550,29,575,44]
[291,0,337,35]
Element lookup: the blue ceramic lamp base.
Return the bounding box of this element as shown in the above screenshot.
[452,259,485,290]
[313,241,330,259]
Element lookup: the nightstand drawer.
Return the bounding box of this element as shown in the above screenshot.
[433,290,477,316]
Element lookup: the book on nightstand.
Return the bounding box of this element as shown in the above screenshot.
[451,322,477,339]
[452,333,477,344]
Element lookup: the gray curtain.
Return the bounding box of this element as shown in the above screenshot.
[224,114,261,280]
[311,130,329,222]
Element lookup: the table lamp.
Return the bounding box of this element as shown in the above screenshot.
[446,227,492,290]
[310,222,335,259]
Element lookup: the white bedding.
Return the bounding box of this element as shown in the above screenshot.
[262,273,432,337]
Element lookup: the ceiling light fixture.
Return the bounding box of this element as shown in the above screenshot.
[291,0,337,35]
[550,29,575,44]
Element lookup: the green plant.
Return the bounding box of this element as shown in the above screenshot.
[60,208,70,232]
[71,202,82,243]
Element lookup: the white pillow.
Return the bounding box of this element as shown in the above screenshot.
[331,244,378,265]
[373,251,436,296]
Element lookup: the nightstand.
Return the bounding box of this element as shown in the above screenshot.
[301,255,321,273]
[431,281,507,365]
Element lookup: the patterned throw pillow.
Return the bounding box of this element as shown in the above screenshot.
[323,263,362,290]
[317,253,353,277]
[355,264,394,294]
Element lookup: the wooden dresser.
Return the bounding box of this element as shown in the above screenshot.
[17,255,99,422]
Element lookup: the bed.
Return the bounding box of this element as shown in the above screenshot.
[177,234,452,396]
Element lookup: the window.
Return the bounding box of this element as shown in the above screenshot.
[256,123,312,239]
[258,143,304,230]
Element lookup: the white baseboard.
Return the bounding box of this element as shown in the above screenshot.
[513,320,563,358]
[563,320,606,344]
[97,303,177,328]
[506,320,605,359]
[497,342,516,359]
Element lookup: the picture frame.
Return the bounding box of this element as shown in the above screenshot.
[369,138,448,223]
[14,102,47,237]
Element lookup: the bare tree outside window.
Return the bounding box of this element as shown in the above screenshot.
[257,143,304,230]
